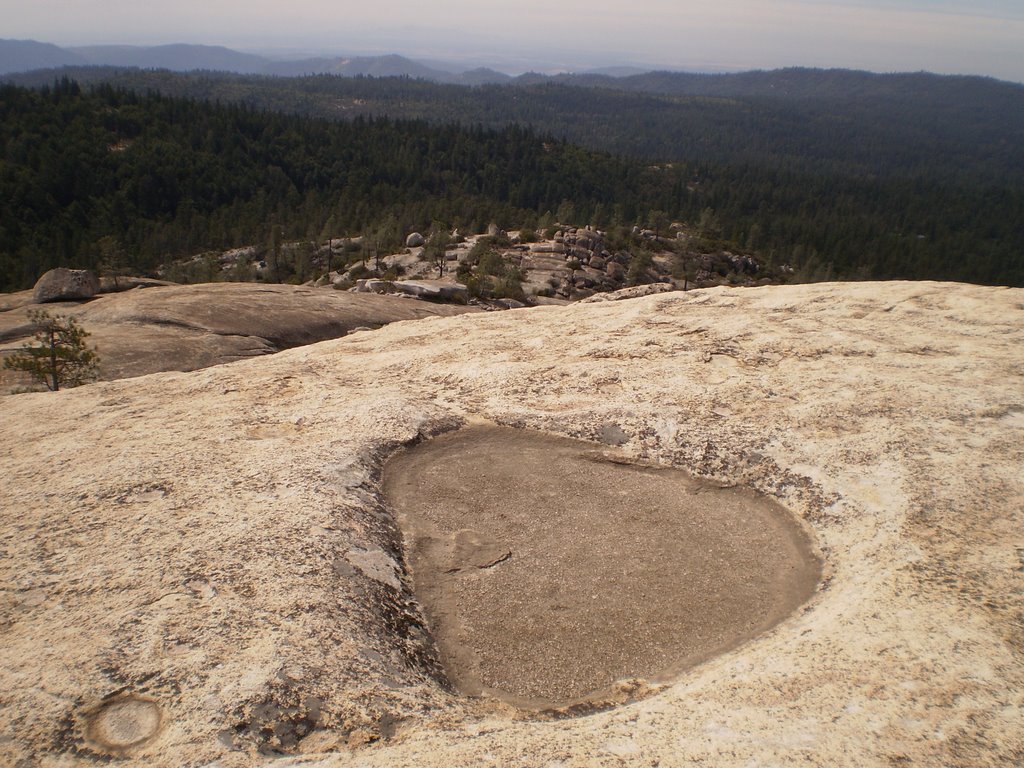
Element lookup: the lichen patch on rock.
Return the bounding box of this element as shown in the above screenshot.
[84,695,162,754]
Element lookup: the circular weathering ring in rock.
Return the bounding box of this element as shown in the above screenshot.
[84,695,163,753]
[383,425,822,711]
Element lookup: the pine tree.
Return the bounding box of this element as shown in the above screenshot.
[422,224,451,278]
[4,309,100,391]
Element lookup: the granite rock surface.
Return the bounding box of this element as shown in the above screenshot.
[1,281,1021,766]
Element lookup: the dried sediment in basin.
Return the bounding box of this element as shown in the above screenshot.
[383,426,821,710]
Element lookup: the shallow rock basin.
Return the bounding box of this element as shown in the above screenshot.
[383,425,822,710]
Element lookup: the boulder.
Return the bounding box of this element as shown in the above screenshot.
[406,232,425,248]
[98,276,176,294]
[579,282,677,303]
[606,262,627,281]
[362,279,391,294]
[32,268,100,303]
[529,243,567,254]
[476,298,527,310]
[577,275,596,288]
[365,279,468,304]
[569,288,596,301]
[531,295,571,306]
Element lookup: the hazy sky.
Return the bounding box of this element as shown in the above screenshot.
[3,0,1023,81]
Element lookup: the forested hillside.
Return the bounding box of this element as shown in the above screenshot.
[0,81,681,290]
[2,72,1022,289]
[11,67,1022,182]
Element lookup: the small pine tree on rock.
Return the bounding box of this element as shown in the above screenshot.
[3,309,100,391]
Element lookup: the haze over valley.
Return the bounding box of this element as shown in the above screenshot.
[3,0,1023,81]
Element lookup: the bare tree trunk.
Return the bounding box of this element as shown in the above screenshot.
[48,331,59,391]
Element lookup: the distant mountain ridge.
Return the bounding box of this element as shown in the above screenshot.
[67,43,269,73]
[0,39,86,73]
[0,39,524,83]
[261,53,455,80]
[541,66,1024,101]
[6,38,1022,91]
